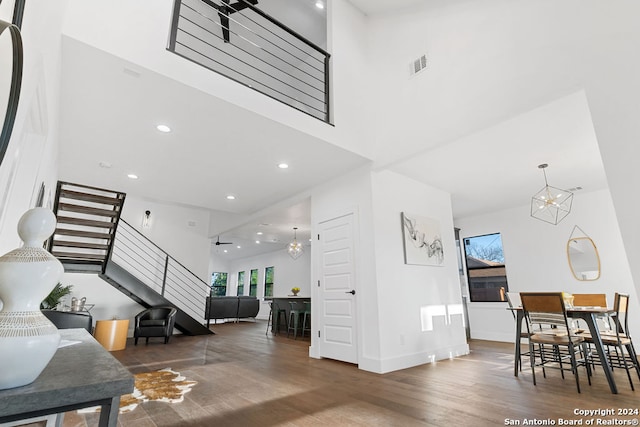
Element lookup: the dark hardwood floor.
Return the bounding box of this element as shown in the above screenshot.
[58,321,639,426]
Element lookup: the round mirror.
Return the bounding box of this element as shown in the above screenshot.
[567,233,601,281]
[0,19,23,167]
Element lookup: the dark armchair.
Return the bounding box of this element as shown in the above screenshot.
[134,306,177,345]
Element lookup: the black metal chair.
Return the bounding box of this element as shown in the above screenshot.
[134,306,177,345]
[41,309,93,333]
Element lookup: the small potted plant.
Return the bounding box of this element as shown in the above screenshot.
[291,287,300,296]
[41,282,73,310]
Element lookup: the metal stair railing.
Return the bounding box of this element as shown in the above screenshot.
[168,0,331,123]
[108,219,210,324]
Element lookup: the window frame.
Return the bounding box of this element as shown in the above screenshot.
[249,269,258,297]
[211,272,228,297]
[264,266,274,297]
[237,271,245,296]
[463,232,508,302]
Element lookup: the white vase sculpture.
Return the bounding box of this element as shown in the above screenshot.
[0,208,63,389]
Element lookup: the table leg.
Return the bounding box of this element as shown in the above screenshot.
[98,396,120,427]
[582,312,618,394]
[514,310,523,377]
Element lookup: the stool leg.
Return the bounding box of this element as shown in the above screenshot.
[266,307,272,335]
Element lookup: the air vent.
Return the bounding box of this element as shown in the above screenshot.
[410,54,427,77]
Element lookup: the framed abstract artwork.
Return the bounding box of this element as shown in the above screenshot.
[401,212,444,266]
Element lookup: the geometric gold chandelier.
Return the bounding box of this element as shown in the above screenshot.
[287,227,304,260]
[530,163,573,225]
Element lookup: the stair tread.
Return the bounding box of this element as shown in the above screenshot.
[56,216,115,228]
[52,251,106,260]
[57,203,118,217]
[52,240,110,250]
[59,189,123,206]
[54,228,112,239]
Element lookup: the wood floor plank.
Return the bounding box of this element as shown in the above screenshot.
[59,320,640,426]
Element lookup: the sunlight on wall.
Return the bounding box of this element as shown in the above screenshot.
[420,304,465,332]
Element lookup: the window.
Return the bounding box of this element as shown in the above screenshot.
[463,233,508,302]
[211,272,228,297]
[249,269,258,297]
[237,271,245,296]
[264,266,274,297]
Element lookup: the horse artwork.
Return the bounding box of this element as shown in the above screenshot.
[401,212,444,266]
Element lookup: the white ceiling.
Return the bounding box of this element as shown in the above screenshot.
[347,0,427,15]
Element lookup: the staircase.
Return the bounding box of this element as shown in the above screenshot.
[49,182,124,273]
[48,181,212,336]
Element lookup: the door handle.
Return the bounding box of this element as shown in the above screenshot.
[345,290,356,295]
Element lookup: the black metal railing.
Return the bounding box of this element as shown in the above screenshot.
[168,0,331,123]
[109,220,210,322]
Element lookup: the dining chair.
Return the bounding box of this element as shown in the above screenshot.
[571,293,610,332]
[580,293,640,390]
[506,292,531,373]
[520,292,592,393]
[572,293,607,307]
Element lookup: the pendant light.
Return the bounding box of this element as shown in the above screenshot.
[287,227,303,260]
[530,163,573,225]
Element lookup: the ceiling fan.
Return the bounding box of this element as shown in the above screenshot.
[215,236,233,246]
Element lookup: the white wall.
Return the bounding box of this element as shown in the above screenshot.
[359,0,640,309]
[120,195,211,280]
[60,272,145,337]
[456,189,638,342]
[370,170,468,373]
[0,1,69,255]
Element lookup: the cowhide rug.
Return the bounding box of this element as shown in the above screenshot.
[80,368,197,414]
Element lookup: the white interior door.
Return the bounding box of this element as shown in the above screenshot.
[318,212,358,364]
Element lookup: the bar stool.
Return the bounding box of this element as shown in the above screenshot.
[301,301,311,339]
[266,302,288,335]
[287,301,303,339]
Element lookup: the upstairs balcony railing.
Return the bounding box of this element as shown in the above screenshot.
[168,0,331,123]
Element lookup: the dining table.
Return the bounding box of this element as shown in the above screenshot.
[511,305,639,394]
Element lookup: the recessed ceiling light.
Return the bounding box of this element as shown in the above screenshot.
[236,245,241,249]
[255,240,261,244]
[278,163,289,169]
[156,124,171,133]
[256,231,263,235]
[315,1,324,9]
[223,249,228,253]
[226,195,236,200]
[127,174,138,179]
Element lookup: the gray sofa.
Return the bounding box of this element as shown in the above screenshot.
[205,296,260,327]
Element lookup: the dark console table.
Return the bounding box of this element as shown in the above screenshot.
[0,328,134,427]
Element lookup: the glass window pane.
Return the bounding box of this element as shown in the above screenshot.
[463,233,508,302]
[211,272,228,297]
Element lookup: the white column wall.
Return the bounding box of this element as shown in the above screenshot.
[310,166,378,365]
[456,189,638,342]
[370,170,468,373]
